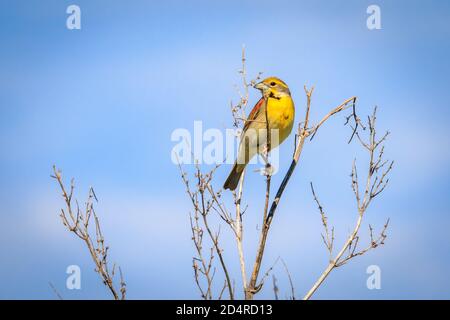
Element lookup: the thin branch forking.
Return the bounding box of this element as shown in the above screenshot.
[304,106,392,300]
[52,166,126,300]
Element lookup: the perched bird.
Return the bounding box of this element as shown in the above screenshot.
[224,77,295,191]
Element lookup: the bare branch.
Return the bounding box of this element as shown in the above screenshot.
[310,183,334,261]
[48,282,63,300]
[304,107,392,300]
[178,159,234,300]
[272,275,279,300]
[280,258,296,300]
[52,166,126,300]
[267,90,356,222]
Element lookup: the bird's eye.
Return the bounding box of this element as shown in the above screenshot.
[270,82,276,86]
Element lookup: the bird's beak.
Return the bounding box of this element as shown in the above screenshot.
[254,81,267,91]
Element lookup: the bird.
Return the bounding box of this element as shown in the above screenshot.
[224,77,295,191]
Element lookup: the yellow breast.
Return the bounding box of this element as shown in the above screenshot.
[267,95,295,143]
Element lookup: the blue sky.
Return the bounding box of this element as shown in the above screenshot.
[0,0,450,299]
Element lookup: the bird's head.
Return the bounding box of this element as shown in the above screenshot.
[254,77,291,99]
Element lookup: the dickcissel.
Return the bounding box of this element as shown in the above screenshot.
[224,77,295,190]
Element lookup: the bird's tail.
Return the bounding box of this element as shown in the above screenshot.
[223,163,245,191]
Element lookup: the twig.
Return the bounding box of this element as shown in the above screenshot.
[48,282,63,300]
[233,172,248,293]
[310,183,334,262]
[280,258,296,300]
[52,166,126,300]
[266,89,356,222]
[245,89,273,299]
[272,275,279,300]
[190,210,213,300]
[178,159,234,299]
[303,107,392,299]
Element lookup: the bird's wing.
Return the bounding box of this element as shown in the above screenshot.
[243,97,266,132]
